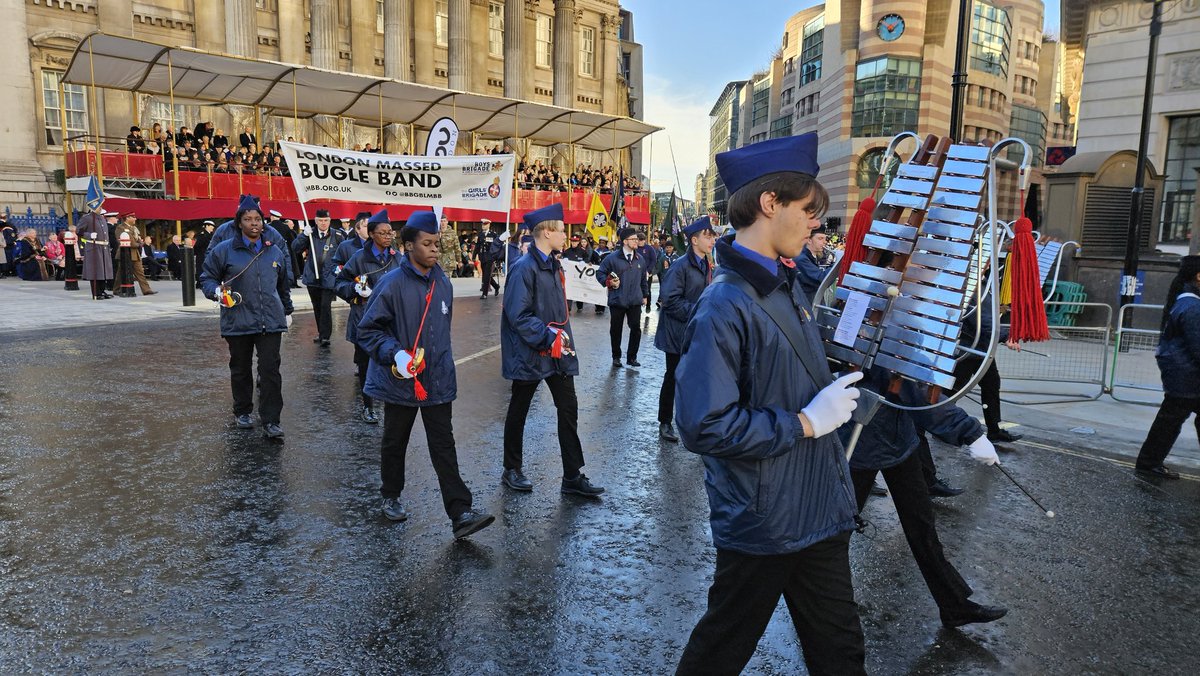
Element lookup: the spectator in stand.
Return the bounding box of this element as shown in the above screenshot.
[239,126,257,150]
[212,128,229,149]
[176,125,195,147]
[166,234,184,280]
[126,126,147,154]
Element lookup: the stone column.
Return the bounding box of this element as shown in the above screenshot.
[194,0,226,53]
[278,0,305,64]
[413,0,435,84]
[470,0,488,92]
[552,0,575,108]
[310,0,339,70]
[384,0,413,80]
[225,0,258,57]
[0,0,54,210]
[503,0,525,99]
[98,0,135,144]
[309,0,340,146]
[448,0,471,90]
[351,0,376,74]
[600,13,619,115]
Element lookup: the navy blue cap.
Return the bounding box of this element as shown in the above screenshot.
[236,194,261,214]
[715,132,820,197]
[617,226,638,241]
[522,203,563,228]
[355,211,372,222]
[520,235,534,244]
[405,211,438,234]
[368,209,390,225]
[683,216,714,236]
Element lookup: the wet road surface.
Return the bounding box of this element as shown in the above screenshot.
[1,297,1198,674]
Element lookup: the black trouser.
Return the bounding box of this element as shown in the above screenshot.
[676,532,865,676]
[916,430,938,486]
[609,304,642,362]
[1136,395,1200,469]
[658,352,681,424]
[955,355,1003,434]
[354,345,373,408]
[380,402,472,520]
[851,453,975,616]
[307,286,335,340]
[225,332,283,424]
[480,259,500,295]
[503,374,585,478]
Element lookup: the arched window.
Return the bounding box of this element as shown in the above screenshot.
[856,148,899,190]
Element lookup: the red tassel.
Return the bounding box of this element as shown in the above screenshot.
[413,376,428,401]
[1007,216,1050,342]
[839,196,875,284]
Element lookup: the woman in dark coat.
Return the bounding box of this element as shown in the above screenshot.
[13,229,46,280]
[78,210,114,298]
[1135,255,1200,479]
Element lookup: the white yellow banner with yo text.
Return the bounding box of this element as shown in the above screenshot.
[279,141,514,213]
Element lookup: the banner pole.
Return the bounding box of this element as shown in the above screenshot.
[301,197,318,282]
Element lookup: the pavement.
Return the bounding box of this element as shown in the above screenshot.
[1,277,1199,673]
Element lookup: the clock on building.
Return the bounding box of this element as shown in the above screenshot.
[877,14,905,42]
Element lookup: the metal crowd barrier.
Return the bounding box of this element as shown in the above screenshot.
[1109,304,1165,406]
[994,301,1113,404]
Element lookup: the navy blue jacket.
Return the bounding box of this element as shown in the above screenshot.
[356,258,456,407]
[199,236,294,336]
[334,242,401,344]
[1157,290,1200,398]
[960,291,1009,350]
[676,236,857,556]
[291,228,343,288]
[654,250,711,355]
[210,220,292,279]
[839,367,984,471]
[793,247,828,299]
[331,235,367,279]
[595,248,650,308]
[501,247,579,381]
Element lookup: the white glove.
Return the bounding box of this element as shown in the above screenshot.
[800,371,864,438]
[300,223,312,237]
[394,350,415,379]
[285,315,293,328]
[89,232,98,240]
[968,436,1000,466]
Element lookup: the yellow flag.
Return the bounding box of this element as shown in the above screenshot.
[585,193,613,243]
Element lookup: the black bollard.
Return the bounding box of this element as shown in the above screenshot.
[181,246,196,307]
[63,232,80,291]
[117,236,137,297]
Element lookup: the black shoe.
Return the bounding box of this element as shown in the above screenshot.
[626,360,641,367]
[870,481,888,497]
[382,497,409,522]
[988,429,1023,443]
[561,473,604,498]
[320,339,331,347]
[481,293,488,299]
[360,405,379,425]
[941,603,1008,629]
[1136,465,1181,480]
[502,468,533,492]
[101,292,114,299]
[313,337,321,343]
[612,359,623,368]
[928,478,964,497]
[234,414,255,429]
[659,423,679,442]
[263,423,285,439]
[452,510,495,539]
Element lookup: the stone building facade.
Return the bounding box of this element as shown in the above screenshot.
[3,0,644,213]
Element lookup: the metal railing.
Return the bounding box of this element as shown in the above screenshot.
[995,301,1113,404]
[1109,304,1165,406]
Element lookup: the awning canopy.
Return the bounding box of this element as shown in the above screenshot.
[63,33,660,151]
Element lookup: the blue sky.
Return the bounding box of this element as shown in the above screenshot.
[628,0,1060,200]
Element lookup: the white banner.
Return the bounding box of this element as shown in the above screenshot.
[425,117,460,222]
[279,141,515,213]
[562,260,610,306]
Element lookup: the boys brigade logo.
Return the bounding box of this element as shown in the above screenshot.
[461,159,498,175]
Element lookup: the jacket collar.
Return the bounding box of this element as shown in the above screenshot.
[531,245,561,272]
[715,234,786,297]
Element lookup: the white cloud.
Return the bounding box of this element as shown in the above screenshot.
[640,74,712,202]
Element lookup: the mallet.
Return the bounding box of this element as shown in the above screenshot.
[994,463,1055,518]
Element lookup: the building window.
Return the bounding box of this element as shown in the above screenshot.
[149,100,188,129]
[580,26,595,77]
[536,14,553,68]
[377,0,384,32]
[851,57,921,138]
[435,0,449,47]
[751,77,770,128]
[488,2,504,57]
[970,2,1010,77]
[42,70,87,147]
[770,115,793,139]
[800,15,824,86]
[1008,104,1046,168]
[856,148,900,189]
[796,92,819,117]
[1160,115,1200,243]
[781,88,794,107]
